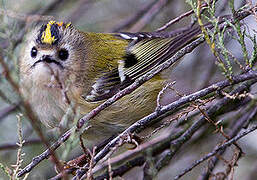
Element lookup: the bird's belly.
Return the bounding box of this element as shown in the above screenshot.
[80,79,164,144]
[30,87,67,128]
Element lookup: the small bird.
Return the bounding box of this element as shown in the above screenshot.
[20,21,201,145]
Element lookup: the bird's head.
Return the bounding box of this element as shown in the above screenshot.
[20,21,87,86]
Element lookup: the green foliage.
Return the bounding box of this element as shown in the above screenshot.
[248,34,257,67]
[0,0,256,179]
[186,0,257,80]
[0,163,12,179]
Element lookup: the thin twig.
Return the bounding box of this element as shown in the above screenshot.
[129,0,169,32]
[174,123,257,180]
[76,71,257,179]
[156,81,175,111]
[17,128,74,177]
[0,139,41,151]
[154,79,256,173]
[198,105,257,180]
[65,0,94,23]
[155,10,194,32]
[17,7,255,177]
[94,78,255,179]
[111,0,157,32]
[0,104,18,122]
[0,53,65,179]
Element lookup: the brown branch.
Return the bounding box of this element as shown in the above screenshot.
[0,54,64,178]
[174,123,257,180]
[0,88,12,104]
[0,9,54,22]
[75,72,257,179]
[129,0,169,32]
[153,79,256,173]
[17,6,255,178]
[155,10,194,32]
[93,130,183,180]
[76,36,205,129]
[65,0,94,23]
[31,0,67,15]
[198,105,257,180]
[93,78,256,179]
[111,0,157,32]
[0,139,41,151]
[0,104,18,122]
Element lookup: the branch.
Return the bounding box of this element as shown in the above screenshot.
[0,52,64,178]
[76,72,257,179]
[112,0,160,32]
[92,130,184,180]
[17,6,256,178]
[76,37,205,129]
[0,139,41,151]
[198,105,257,180]
[17,16,205,179]
[65,0,94,23]
[129,0,169,32]
[174,123,257,179]
[155,10,194,32]
[93,78,256,179]
[31,0,67,15]
[17,128,74,177]
[153,79,256,172]
[0,104,18,122]
[155,0,213,32]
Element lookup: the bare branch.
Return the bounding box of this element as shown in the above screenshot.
[76,72,257,179]
[155,10,194,32]
[0,139,41,151]
[112,0,158,32]
[174,123,257,179]
[16,5,256,178]
[0,104,18,122]
[93,78,256,179]
[198,105,257,180]
[129,0,169,32]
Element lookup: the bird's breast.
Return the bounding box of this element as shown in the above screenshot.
[21,71,69,128]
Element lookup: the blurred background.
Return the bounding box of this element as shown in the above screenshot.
[0,0,257,179]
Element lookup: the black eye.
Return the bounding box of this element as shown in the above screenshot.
[58,48,69,61]
[31,47,37,58]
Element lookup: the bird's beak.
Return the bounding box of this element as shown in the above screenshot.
[32,55,63,69]
[40,55,55,63]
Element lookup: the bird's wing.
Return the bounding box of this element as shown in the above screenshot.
[84,27,202,102]
[83,68,121,102]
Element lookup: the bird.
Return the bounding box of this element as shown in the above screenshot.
[19,21,202,146]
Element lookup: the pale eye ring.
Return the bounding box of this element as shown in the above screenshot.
[31,47,37,58]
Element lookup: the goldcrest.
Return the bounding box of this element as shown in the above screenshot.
[20,21,200,144]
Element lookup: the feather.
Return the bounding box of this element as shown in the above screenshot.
[84,27,202,102]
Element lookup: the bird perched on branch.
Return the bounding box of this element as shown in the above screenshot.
[20,21,202,145]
